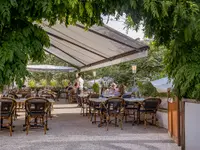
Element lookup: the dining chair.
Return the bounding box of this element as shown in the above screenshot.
[25,97,51,135]
[101,97,125,131]
[89,93,100,122]
[80,94,91,116]
[137,98,161,128]
[124,101,139,126]
[0,97,16,136]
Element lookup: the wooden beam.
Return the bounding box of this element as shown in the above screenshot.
[44,48,80,70]
[81,46,148,69]
[50,44,86,66]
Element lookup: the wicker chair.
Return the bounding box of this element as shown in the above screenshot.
[25,98,51,135]
[80,94,91,116]
[0,97,16,136]
[89,94,101,123]
[124,101,139,126]
[101,97,125,130]
[137,98,161,128]
[68,89,76,103]
[40,92,55,100]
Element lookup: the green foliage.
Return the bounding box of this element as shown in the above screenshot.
[50,79,57,87]
[123,1,200,99]
[0,0,199,100]
[28,79,36,88]
[62,79,69,87]
[92,82,100,94]
[40,79,47,87]
[137,81,158,97]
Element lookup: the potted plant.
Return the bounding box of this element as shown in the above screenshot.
[40,79,47,88]
[28,79,36,89]
[92,82,100,94]
[62,79,69,87]
[50,79,57,88]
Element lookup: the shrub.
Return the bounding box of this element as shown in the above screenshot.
[28,80,36,88]
[62,79,69,87]
[40,79,47,87]
[50,79,57,87]
[138,81,158,97]
[92,82,100,94]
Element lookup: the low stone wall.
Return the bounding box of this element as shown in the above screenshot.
[157,109,168,129]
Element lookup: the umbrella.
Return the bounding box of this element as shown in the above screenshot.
[27,65,77,72]
[151,77,173,93]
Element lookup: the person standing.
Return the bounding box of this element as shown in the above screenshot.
[76,73,84,106]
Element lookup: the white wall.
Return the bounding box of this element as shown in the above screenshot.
[185,102,200,150]
[157,111,168,129]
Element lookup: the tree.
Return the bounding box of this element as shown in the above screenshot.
[0,0,199,99]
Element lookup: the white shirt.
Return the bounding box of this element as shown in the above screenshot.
[78,77,84,90]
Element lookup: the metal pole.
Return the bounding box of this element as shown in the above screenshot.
[133,74,135,88]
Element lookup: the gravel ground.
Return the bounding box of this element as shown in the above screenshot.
[0,99,181,150]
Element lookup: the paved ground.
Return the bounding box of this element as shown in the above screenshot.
[0,99,181,150]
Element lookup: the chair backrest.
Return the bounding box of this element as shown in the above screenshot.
[6,93,18,99]
[143,98,161,110]
[105,97,124,115]
[122,94,131,98]
[90,93,100,98]
[40,92,55,100]
[0,97,16,115]
[17,91,31,98]
[25,98,50,114]
[24,93,32,98]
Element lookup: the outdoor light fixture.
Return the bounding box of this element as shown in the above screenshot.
[76,73,78,77]
[132,64,137,74]
[93,71,96,83]
[132,64,137,88]
[93,71,96,77]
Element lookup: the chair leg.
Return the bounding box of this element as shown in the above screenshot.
[120,115,123,130]
[44,117,47,135]
[94,112,96,124]
[106,116,109,131]
[26,117,30,135]
[137,112,140,125]
[154,113,157,125]
[46,114,48,131]
[144,113,147,129]
[83,104,85,116]
[88,106,91,119]
[115,116,117,127]
[9,117,12,136]
[152,113,154,124]
[132,111,135,126]
[1,118,3,130]
[125,110,127,123]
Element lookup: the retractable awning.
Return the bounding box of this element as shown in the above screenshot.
[27,65,77,72]
[43,23,149,72]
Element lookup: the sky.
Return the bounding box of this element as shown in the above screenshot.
[102,16,144,40]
